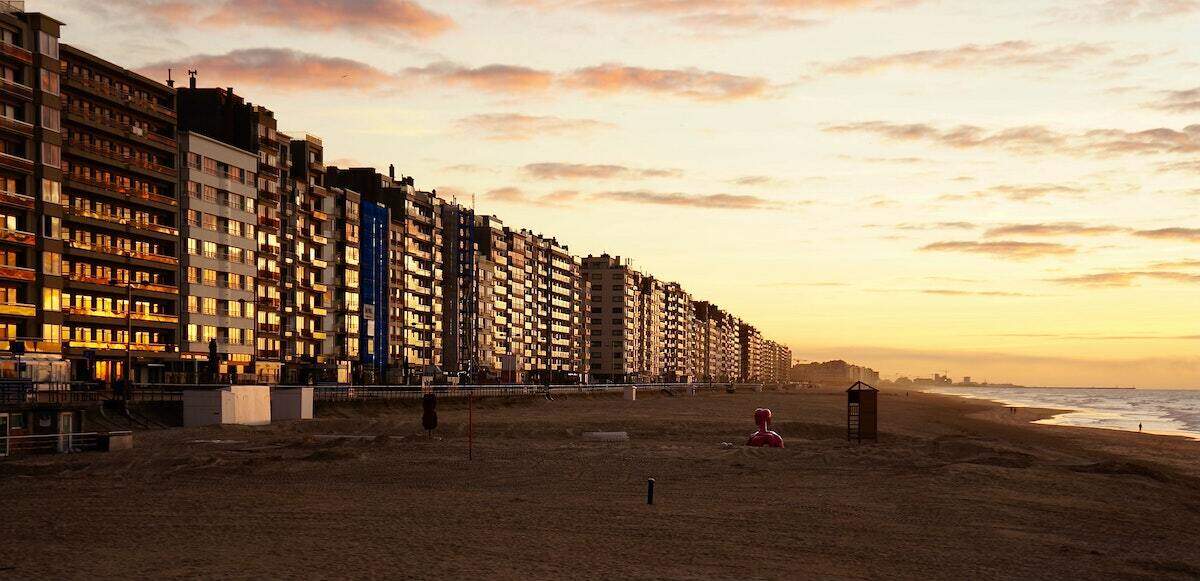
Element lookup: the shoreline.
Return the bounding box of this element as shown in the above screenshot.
[916,386,1200,442]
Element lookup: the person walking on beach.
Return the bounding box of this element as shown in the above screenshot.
[1138,422,1142,433]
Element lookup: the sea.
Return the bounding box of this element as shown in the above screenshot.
[924,387,1200,441]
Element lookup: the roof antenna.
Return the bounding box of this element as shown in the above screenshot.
[188,69,198,89]
[166,68,174,88]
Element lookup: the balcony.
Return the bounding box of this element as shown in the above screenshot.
[0,114,32,136]
[258,215,280,229]
[257,323,280,335]
[64,74,176,120]
[65,107,174,151]
[66,340,168,352]
[0,151,33,173]
[0,302,36,316]
[68,139,176,179]
[257,297,281,309]
[0,227,35,246]
[257,268,280,281]
[64,207,178,237]
[66,240,178,265]
[0,264,34,282]
[0,41,32,65]
[0,77,31,101]
[65,173,178,207]
[0,189,33,209]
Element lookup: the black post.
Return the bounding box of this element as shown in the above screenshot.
[647,478,655,505]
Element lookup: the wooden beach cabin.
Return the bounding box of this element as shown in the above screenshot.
[847,381,878,443]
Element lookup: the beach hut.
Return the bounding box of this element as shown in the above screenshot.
[847,381,878,443]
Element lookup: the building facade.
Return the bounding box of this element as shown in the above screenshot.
[179,131,257,379]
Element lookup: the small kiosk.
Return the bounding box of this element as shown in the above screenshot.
[846,381,878,443]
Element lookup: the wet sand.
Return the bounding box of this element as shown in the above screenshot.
[2,387,1198,580]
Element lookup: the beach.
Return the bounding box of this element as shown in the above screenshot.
[2,387,1199,580]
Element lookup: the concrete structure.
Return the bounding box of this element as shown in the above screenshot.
[182,385,271,426]
[323,183,360,383]
[270,387,313,421]
[284,134,331,383]
[179,131,257,379]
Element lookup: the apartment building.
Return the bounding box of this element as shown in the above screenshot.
[176,83,291,383]
[285,135,331,382]
[324,183,361,383]
[472,215,511,381]
[179,131,257,379]
[738,322,764,382]
[0,9,61,370]
[638,276,667,381]
[358,198,388,383]
[661,282,693,383]
[438,200,476,378]
[60,43,180,384]
[530,232,586,383]
[582,254,642,383]
[329,167,443,383]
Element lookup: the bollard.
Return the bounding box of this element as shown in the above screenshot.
[647,478,655,505]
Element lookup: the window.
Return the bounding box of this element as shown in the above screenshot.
[39,105,59,132]
[42,251,61,275]
[42,215,61,239]
[39,69,58,95]
[41,143,60,167]
[202,269,216,286]
[42,287,60,311]
[202,297,216,315]
[187,152,201,169]
[187,296,198,313]
[42,323,61,344]
[41,179,60,204]
[38,31,58,59]
[188,324,199,343]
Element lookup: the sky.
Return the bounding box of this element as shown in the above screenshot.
[43,0,1200,388]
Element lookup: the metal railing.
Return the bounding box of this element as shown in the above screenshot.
[306,382,758,403]
[0,431,131,456]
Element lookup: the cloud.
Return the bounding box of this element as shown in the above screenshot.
[107,0,454,39]
[455,113,615,141]
[1073,0,1200,22]
[485,186,578,207]
[564,64,774,100]
[401,61,776,100]
[1146,87,1200,112]
[980,184,1086,201]
[984,223,1127,237]
[522,163,681,180]
[1133,227,1200,242]
[404,62,555,93]
[592,190,781,210]
[500,0,925,32]
[921,240,1076,259]
[893,222,977,231]
[822,41,1110,75]
[1051,271,1200,286]
[485,186,528,202]
[825,121,1200,157]
[139,48,397,91]
[729,175,788,187]
[1150,260,1200,269]
[920,289,1033,297]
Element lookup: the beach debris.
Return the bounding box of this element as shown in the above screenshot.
[582,431,629,442]
[188,439,245,445]
[720,442,735,449]
[747,408,784,448]
[647,478,655,505]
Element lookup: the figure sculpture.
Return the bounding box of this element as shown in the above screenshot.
[747,408,784,448]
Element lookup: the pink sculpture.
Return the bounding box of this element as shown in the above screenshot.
[747,408,784,448]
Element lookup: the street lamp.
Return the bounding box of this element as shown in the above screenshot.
[109,278,135,391]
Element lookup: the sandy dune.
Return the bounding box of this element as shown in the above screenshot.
[2,387,1198,580]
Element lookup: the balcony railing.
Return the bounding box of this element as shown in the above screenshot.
[65,107,174,148]
[0,77,32,100]
[0,150,33,173]
[256,297,281,309]
[66,275,179,295]
[64,206,178,236]
[0,189,33,209]
[68,139,176,177]
[66,340,168,352]
[0,41,32,65]
[258,215,280,229]
[66,240,178,265]
[64,173,178,206]
[0,114,33,135]
[0,264,34,282]
[0,302,36,316]
[63,74,176,119]
[0,227,35,246]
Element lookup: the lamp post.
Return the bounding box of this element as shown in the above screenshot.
[109,278,135,395]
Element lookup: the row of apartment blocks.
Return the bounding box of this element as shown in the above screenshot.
[582,255,791,384]
[0,7,788,385]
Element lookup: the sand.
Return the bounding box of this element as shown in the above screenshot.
[3,387,1199,580]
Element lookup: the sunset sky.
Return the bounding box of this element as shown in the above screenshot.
[47,0,1200,387]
